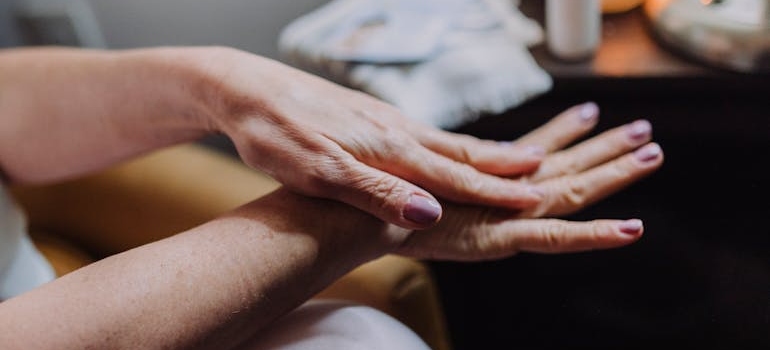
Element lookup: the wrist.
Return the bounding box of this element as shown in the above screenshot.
[254,188,413,267]
[118,46,229,135]
[154,46,278,135]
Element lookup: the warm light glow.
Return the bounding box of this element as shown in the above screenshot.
[602,0,645,13]
[643,0,675,18]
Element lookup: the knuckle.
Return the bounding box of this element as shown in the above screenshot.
[456,144,474,165]
[367,128,417,165]
[300,161,343,196]
[354,100,407,127]
[451,134,482,164]
[298,154,359,196]
[346,165,406,213]
[371,99,407,120]
[461,227,499,257]
[302,158,406,215]
[551,154,581,176]
[556,177,587,207]
[380,130,412,154]
[446,163,486,195]
[360,174,403,212]
[540,219,568,251]
[538,150,596,180]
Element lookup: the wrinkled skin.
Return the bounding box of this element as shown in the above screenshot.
[388,104,663,261]
[199,47,550,229]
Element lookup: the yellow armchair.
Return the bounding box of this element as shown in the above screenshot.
[10,143,451,350]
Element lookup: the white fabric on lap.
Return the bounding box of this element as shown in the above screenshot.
[240,299,431,350]
[0,184,56,301]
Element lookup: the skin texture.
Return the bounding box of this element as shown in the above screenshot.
[0,105,663,350]
[0,46,548,230]
[0,46,664,349]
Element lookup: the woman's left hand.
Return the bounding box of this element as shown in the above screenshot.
[195,47,548,230]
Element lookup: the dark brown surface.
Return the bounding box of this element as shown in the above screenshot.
[429,3,770,349]
[521,1,716,78]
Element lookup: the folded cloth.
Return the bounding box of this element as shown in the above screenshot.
[278,0,552,129]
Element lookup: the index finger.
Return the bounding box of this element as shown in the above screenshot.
[514,102,600,152]
[389,145,546,209]
[409,123,546,176]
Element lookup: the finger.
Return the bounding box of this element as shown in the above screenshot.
[398,216,644,261]
[383,144,546,210]
[529,119,653,182]
[310,159,445,230]
[500,218,644,254]
[410,125,545,175]
[514,102,600,152]
[529,142,664,218]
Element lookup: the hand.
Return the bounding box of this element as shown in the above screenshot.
[393,103,664,261]
[196,48,548,230]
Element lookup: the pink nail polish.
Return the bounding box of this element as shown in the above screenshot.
[626,119,652,141]
[578,102,599,123]
[634,143,662,162]
[404,195,441,225]
[619,219,643,235]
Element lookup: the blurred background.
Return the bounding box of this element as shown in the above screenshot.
[1,1,768,349]
[0,0,327,59]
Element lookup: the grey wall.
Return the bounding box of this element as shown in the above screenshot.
[87,0,329,60]
[0,0,22,47]
[84,0,332,154]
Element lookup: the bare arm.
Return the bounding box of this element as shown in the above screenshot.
[0,188,390,349]
[0,107,663,350]
[0,47,215,184]
[0,46,549,229]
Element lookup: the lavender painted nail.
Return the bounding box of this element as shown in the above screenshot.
[404,195,442,225]
[619,219,643,235]
[634,143,662,162]
[578,102,599,123]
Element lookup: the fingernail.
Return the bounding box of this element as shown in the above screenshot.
[498,141,515,146]
[626,119,652,142]
[619,219,643,235]
[404,195,442,225]
[634,143,662,162]
[578,102,599,123]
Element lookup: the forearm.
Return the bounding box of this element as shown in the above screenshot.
[0,188,400,349]
[0,46,218,184]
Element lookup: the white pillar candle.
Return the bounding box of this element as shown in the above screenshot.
[546,0,602,61]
